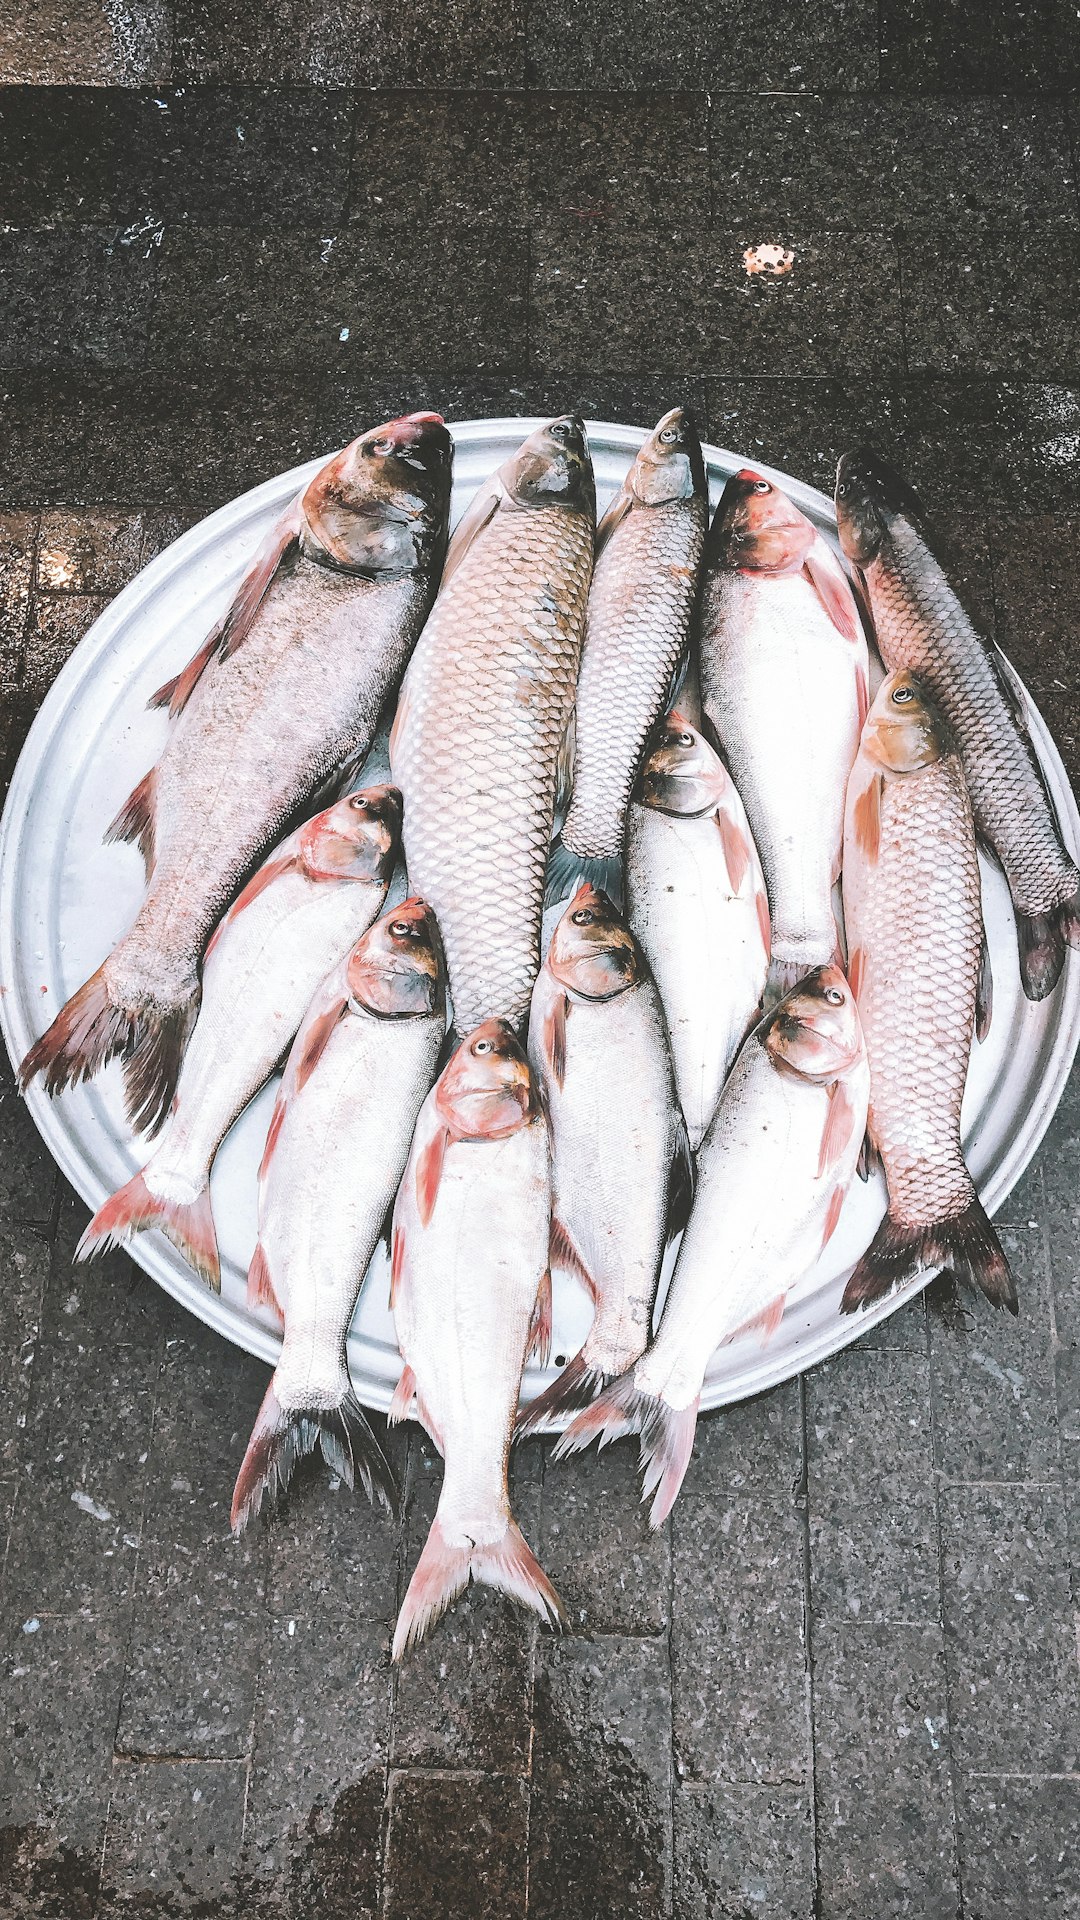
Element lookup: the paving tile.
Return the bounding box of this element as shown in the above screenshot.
[0,0,171,85]
[681,1381,803,1500]
[0,86,160,226]
[878,0,1078,90]
[0,1034,58,1235]
[21,595,109,708]
[536,1435,671,1635]
[350,90,529,222]
[673,1782,814,1920]
[812,1621,958,1919]
[155,84,353,227]
[710,94,1078,230]
[116,1330,267,1761]
[0,1220,50,1474]
[0,1817,102,1920]
[672,1489,810,1784]
[138,506,205,567]
[353,0,527,88]
[850,1292,929,1353]
[526,92,710,224]
[173,0,363,85]
[989,508,1080,802]
[526,0,877,91]
[956,1775,1080,1920]
[903,223,1080,378]
[0,228,158,370]
[267,1413,403,1624]
[1062,1438,1080,1606]
[35,510,144,596]
[0,1607,124,1843]
[384,1771,527,1920]
[99,1760,248,1911]
[153,221,528,372]
[531,221,903,376]
[314,371,710,454]
[939,1483,1080,1773]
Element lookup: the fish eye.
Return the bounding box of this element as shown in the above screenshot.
[390,920,413,937]
[659,427,679,445]
[678,730,694,748]
[370,435,395,456]
[837,482,848,498]
[571,908,594,926]
[549,421,571,441]
[824,987,844,1005]
[752,479,771,494]
[349,794,370,810]
[473,1036,494,1054]
[892,686,915,705]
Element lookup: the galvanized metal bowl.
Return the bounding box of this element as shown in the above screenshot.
[2,418,1078,1423]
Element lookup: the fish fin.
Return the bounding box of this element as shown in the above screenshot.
[594,484,633,555]
[764,955,810,1004]
[293,998,348,1096]
[856,1129,883,1183]
[148,632,220,716]
[440,477,504,586]
[230,1378,400,1533]
[549,1216,598,1300]
[389,1224,407,1310]
[821,1183,846,1251]
[667,1124,695,1244]
[555,708,576,820]
[545,838,623,910]
[19,963,133,1096]
[852,771,883,863]
[1014,893,1080,1001]
[855,656,869,730]
[554,1373,699,1529]
[802,541,861,645]
[847,943,865,1001]
[541,991,570,1089]
[225,851,299,922]
[515,1352,611,1438]
[105,766,157,873]
[388,676,411,770]
[976,926,994,1042]
[756,887,771,958]
[246,1241,283,1319]
[387,1362,417,1427]
[731,1293,785,1345]
[716,806,751,895]
[122,990,200,1139]
[76,1168,220,1293]
[841,1191,1017,1316]
[415,1122,451,1228]
[392,1512,564,1660]
[258,1090,287,1184]
[817,1077,857,1181]
[527,1267,553,1368]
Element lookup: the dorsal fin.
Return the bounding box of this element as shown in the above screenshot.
[149,497,303,717]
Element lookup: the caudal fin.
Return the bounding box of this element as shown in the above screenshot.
[392,1513,564,1660]
[544,836,623,910]
[841,1190,1018,1316]
[122,992,199,1139]
[76,1168,220,1291]
[18,964,132,1097]
[554,1372,699,1529]
[515,1350,611,1438]
[230,1379,400,1533]
[1017,887,1080,1001]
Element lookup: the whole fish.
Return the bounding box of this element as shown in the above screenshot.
[626,713,769,1148]
[699,468,868,997]
[230,897,447,1530]
[841,669,1016,1314]
[389,1019,563,1657]
[74,787,402,1291]
[556,967,869,1525]
[518,884,686,1433]
[392,417,595,1034]
[548,407,708,903]
[21,413,454,1132]
[835,447,1080,999]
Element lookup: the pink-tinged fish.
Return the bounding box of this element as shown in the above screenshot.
[835,447,1080,999]
[840,670,1017,1314]
[74,788,402,1292]
[547,407,708,903]
[626,713,769,1149]
[21,413,453,1133]
[392,417,595,1035]
[699,468,868,998]
[389,1020,563,1657]
[230,898,446,1530]
[555,967,868,1525]
[518,885,686,1433]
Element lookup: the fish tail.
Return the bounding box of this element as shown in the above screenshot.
[544,835,623,910]
[514,1350,611,1438]
[76,1168,220,1292]
[230,1378,400,1534]
[553,1373,699,1529]
[1016,886,1080,1000]
[122,990,199,1139]
[841,1192,1018,1316]
[392,1512,564,1661]
[18,963,133,1097]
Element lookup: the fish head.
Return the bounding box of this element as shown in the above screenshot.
[346,897,446,1018]
[501,416,595,515]
[549,883,643,1000]
[834,447,927,566]
[436,1019,539,1140]
[299,412,454,577]
[301,785,403,883]
[627,407,707,507]
[707,467,815,574]
[863,670,951,774]
[636,711,729,818]
[763,965,864,1085]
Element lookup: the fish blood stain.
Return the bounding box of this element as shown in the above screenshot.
[743,243,795,278]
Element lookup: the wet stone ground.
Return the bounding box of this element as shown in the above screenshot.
[2,5,1080,1915]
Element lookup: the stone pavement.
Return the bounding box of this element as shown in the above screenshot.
[1,7,1080,1914]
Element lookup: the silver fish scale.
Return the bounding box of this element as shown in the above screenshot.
[850,753,981,1227]
[396,505,593,1032]
[867,529,1079,916]
[561,499,705,861]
